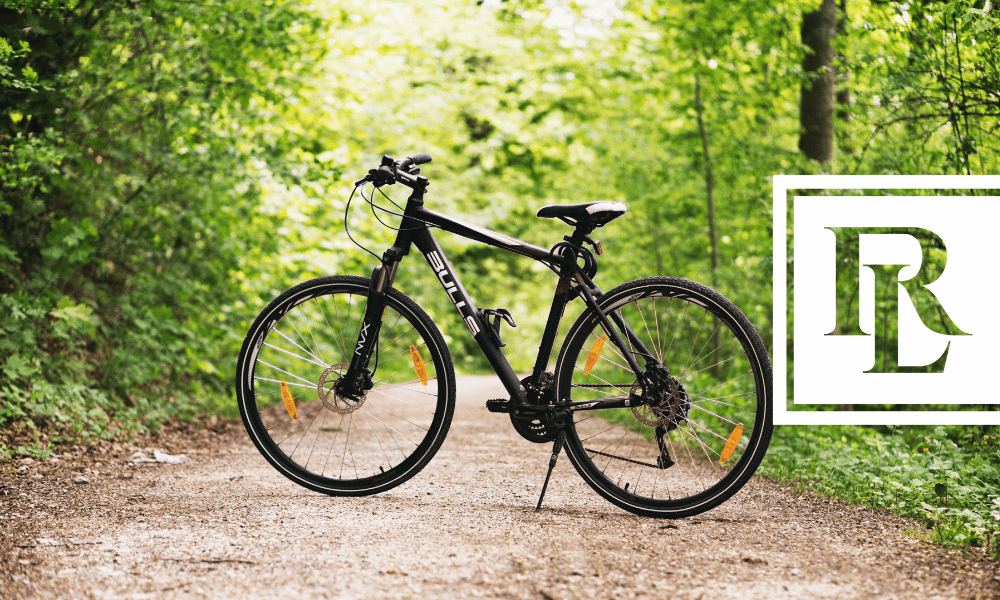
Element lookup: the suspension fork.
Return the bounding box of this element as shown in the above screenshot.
[338,188,424,397]
[338,259,397,397]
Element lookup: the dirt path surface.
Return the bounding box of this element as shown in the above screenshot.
[2,375,998,600]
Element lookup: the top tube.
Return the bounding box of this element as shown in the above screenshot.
[411,205,560,266]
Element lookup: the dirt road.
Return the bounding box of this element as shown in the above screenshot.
[2,376,998,599]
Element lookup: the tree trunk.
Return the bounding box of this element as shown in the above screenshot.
[799,0,837,162]
[835,0,852,130]
[694,75,718,289]
[694,75,721,377]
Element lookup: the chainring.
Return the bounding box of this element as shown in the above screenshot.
[317,363,366,414]
[510,372,558,443]
[511,412,558,443]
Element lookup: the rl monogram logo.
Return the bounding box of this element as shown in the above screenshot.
[825,227,970,373]
[775,178,998,424]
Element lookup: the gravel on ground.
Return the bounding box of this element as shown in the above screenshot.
[1,376,998,600]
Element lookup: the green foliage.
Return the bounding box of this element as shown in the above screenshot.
[1,0,326,447]
[762,424,1000,557]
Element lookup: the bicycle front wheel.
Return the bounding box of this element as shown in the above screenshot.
[236,275,456,496]
[555,277,772,518]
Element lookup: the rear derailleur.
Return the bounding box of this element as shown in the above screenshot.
[632,365,692,469]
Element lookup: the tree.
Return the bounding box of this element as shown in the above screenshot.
[0,0,326,441]
[799,0,837,162]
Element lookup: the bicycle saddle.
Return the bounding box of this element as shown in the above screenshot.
[536,201,627,228]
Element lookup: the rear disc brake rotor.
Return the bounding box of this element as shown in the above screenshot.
[630,375,688,429]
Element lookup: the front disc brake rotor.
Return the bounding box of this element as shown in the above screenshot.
[317,363,365,414]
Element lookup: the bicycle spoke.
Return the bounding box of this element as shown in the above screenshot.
[679,332,739,380]
[303,408,333,471]
[368,387,438,415]
[317,298,347,359]
[681,353,743,380]
[677,321,725,378]
[632,301,660,363]
[287,306,326,366]
[573,365,632,395]
[254,376,313,389]
[365,400,431,434]
[681,309,710,374]
[263,341,328,369]
[653,297,664,363]
[320,413,347,478]
[256,361,315,387]
[589,328,633,373]
[371,378,440,398]
[360,407,393,473]
[329,293,351,361]
[359,405,423,450]
[689,403,747,430]
[359,406,408,460]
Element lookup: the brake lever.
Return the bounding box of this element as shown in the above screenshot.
[368,166,398,188]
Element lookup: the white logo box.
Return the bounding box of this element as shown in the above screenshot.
[773,175,1000,425]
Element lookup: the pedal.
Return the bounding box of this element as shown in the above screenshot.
[486,398,513,413]
[478,308,516,348]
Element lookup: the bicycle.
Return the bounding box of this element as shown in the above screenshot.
[236,153,773,518]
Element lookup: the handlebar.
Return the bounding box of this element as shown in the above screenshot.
[354,153,432,189]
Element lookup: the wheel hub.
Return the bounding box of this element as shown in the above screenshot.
[630,368,690,431]
[318,363,366,414]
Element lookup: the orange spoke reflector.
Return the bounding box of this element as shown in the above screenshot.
[584,334,607,375]
[410,344,428,386]
[719,423,744,465]
[280,381,298,421]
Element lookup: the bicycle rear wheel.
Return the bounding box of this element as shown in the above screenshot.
[555,277,772,518]
[236,275,455,496]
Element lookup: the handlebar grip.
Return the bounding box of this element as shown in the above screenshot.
[396,153,433,170]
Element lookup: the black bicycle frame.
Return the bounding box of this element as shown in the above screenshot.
[342,185,654,411]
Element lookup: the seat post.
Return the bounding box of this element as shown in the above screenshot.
[566,225,594,246]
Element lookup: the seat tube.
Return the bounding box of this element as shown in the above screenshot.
[528,250,577,387]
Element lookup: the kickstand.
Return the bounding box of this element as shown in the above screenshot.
[534,429,567,513]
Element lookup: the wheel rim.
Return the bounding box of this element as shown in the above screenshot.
[244,284,449,490]
[562,283,768,509]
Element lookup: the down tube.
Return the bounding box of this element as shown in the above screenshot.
[411,228,527,404]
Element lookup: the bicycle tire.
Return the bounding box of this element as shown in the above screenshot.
[554,276,772,518]
[236,275,456,496]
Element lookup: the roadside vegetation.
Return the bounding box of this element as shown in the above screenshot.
[762,424,1000,559]
[2,0,998,558]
